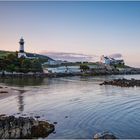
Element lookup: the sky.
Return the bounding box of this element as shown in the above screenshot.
[0,1,140,67]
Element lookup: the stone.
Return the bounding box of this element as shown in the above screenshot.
[21,127,28,137]
[53,122,57,124]
[0,128,4,138]
[0,91,8,93]
[0,115,54,139]
[94,132,117,139]
[3,130,10,139]
[100,78,140,87]
[15,128,21,138]
[35,116,40,119]
[31,121,54,138]
[10,129,16,138]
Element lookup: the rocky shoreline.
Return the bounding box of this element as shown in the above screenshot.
[0,67,140,78]
[0,115,54,139]
[100,78,140,87]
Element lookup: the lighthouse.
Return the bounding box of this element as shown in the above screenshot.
[19,37,25,52]
[18,37,27,58]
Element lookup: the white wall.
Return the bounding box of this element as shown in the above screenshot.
[46,66,81,73]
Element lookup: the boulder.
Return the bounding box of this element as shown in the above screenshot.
[94,131,117,139]
[100,78,140,87]
[0,115,54,139]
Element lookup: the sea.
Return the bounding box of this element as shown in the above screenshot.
[0,74,140,139]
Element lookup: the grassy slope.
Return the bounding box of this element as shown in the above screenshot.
[0,50,15,58]
[0,50,53,61]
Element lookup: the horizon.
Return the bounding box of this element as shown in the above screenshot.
[0,1,140,67]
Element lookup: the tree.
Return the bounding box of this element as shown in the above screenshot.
[6,53,16,61]
[21,59,32,73]
[80,64,90,72]
[6,64,15,72]
[31,59,43,72]
[0,52,43,73]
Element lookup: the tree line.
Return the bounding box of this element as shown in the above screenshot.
[0,52,43,73]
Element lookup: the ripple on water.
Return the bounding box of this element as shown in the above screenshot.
[0,75,140,139]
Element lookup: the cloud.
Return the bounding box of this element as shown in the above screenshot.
[108,53,123,59]
[40,51,98,62]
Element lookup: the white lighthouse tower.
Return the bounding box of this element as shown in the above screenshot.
[18,37,27,58]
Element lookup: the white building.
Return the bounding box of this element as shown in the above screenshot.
[100,55,111,65]
[18,37,27,58]
[43,60,67,66]
[18,37,37,59]
[100,55,124,65]
[44,66,81,74]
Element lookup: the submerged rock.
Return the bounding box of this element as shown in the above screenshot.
[0,91,8,94]
[100,78,140,87]
[0,115,54,139]
[94,131,117,139]
[53,122,57,125]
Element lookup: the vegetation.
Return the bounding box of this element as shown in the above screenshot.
[80,64,90,72]
[0,52,43,73]
[115,63,129,68]
[0,50,52,62]
[0,50,15,58]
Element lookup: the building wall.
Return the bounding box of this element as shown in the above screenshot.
[18,52,27,58]
[45,66,81,73]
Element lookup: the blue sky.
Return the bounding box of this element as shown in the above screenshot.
[0,1,140,67]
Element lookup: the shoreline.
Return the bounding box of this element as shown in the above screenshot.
[0,71,140,79]
[0,74,139,139]
[0,86,20,100]
[0,66,140,78]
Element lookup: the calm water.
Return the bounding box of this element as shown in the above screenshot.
[0,75,140,139]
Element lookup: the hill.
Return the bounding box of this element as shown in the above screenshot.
[0,50,15,57]
[0,50,54,73]
[0,50,53,62]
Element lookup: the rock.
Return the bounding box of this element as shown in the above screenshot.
[31,121,54,138]
[35,116,40,119]
[0,91,8,94]
[10,129,16,138]
[4,130,10,139]
[94,132,117,139]
[53,122,57,125]
[21,127,28,137]
[0,114,6,118]
[21,114,27,116]
[0,128,4,138]
[100,78,140,87]
[0,115,54,139]
[15,128,21,138]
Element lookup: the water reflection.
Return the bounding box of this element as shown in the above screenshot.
[18,93,24,112]
[17,90,26,113]
[0,75,140,138]
[0,77,44,87]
